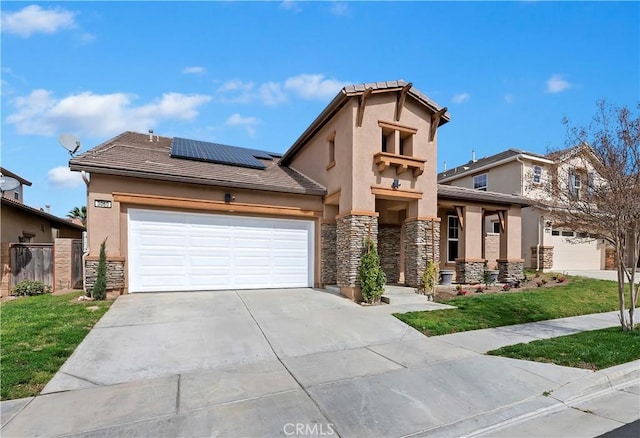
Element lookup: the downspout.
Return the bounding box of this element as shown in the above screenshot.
[537,215,543,271]
[81,171,90,296]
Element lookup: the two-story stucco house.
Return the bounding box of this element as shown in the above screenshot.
[438,146,609,272]
[70,80,528,300]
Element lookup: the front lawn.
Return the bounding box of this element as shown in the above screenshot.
[395,277,619,336]
[488,327,640,370]
[0,292,113,400]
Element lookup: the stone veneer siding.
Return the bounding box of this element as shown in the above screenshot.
[404,219,440,288]
[336,214,378,288]
[378,224,401,283]
[321,223,337,285]
[455,260,485,284]
[85,259,125,292]
[530,246,554,270]
[497,259,524,282]
[605,248,616,270]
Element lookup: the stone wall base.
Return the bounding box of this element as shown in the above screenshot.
[498,259,524,282]
[455,259,485,283]
[336,214,378,294]
[605,248,616,270]
[404,219,440,288]
[531,246,554,271]
[378,224,401,284]
[321,223,337,285]
[85,259,125,293]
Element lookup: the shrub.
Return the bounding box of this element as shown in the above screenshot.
[92,239,108,301]
[358,237,386,304]
[475,286,484,293]
[419,260,438,295]
[503,284,511,291]
[12,280,51,296]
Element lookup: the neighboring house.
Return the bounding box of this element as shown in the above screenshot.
[1,166,31,204]
[70,80,527,300]
[1,169,85,296]
[438,146,609,272]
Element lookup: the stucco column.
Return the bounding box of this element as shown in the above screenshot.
[404,217,440,288]
[336,213,378,301]
[455,205,485,283]
[498,206,524,281]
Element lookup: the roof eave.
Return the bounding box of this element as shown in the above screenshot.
[1,198,85,230]
[69,164,327,197]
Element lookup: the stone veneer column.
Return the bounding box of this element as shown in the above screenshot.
[378,224,401,283]
[85,258,125,293]
[404,218,440,288]
[497,259,524,282]
[455,260,485,283]
[531,246,554,271]
[336,214,378,301]
[321,222,337,285]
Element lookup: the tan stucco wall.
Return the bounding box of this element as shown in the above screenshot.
[1,206,80,243]
[521,207,542,268]
[448,160,523,195]
[289,93,439,217]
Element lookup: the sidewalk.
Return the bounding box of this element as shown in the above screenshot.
[1,310,637,437]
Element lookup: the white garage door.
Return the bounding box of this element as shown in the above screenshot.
[128,209,314,292]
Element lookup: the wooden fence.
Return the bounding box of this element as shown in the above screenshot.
[10,244,54,289]
[71,239,83,289]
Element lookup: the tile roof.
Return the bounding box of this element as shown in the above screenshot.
[438,148,552,182]
[437,184,529,206]
[1,197,85,230]
[69,132,326,196]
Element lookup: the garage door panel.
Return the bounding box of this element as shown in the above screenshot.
[128,209,313,292]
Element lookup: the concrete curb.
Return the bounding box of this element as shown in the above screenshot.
[418,360,640,437]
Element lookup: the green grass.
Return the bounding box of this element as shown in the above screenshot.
[395,277,620,336]
[1,292,113,400]
[488,327,640,370]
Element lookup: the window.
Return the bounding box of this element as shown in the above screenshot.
[551,230,560,236]
[399,137,404,156]
[491,221,500,233]
[447,215,459,262]
[381,132,388,153]
[13,191,19,201]
[378,121,416,157]
[473,174,488,191]
[326,134,336,170]
[569,168,581,197]
[561,231,575,237]
[533,166,543,184]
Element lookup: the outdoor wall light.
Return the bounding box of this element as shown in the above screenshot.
[392,179,401,189]
[224,193,235,203]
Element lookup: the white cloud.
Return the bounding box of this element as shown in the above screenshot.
[225,113,260,137]
[182,66,206,75]
[451,92,471,104]
[7,89,211,137]
[47,166,83,188]
[504,94,514,104]
[1,5,76,37]
[329,2,350,17]
[545,74,571,94]
[284,74,347,100]
[258,82,287,106]
[280,1,302,13]
[216,79,255,104]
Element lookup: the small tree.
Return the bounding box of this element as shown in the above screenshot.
[535,101,639,330]
[67,206,87,226]
[419,260,439,296]
[358,237,386,304]
[92,239,108,300]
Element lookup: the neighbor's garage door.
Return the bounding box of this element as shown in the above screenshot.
[128,209,314,292]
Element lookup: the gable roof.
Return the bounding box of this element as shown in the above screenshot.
[69,132,326,196]
[437,184,529,206]
[0,167,32,186]
[1,197,85,230]
[280,80,450,166]
[438,148,554,183]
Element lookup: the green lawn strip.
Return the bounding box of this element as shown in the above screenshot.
[0,292,113,400]
[487,327,640,370]
[394,277,619,336]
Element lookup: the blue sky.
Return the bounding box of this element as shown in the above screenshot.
[1,1,638,217]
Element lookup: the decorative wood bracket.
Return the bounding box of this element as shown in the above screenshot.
[429,107,448,142]
[373,152,426,177]
[356,87,373,127]
[395,82,412,121]
[497,210,506,233]
[455,205,465,231]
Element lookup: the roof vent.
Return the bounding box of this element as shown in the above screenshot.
[472,149,477,162]
[148,129,154,142]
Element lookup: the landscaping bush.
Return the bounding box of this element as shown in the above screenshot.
[11,280,51,296]
[419,260,438,295]
[358,237,386,304]
[92,239,107,301]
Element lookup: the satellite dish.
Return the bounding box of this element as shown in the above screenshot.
[0,174,20,192]
[58,133,81,155]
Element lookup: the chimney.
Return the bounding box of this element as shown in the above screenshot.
[45,204,50,213]
[443,161,447,171]
[472,149,477,162]
[148,129,154,142]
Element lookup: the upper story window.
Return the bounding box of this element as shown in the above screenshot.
[473,174,488,191]
[378,121,417,157]
[326,133,336,170]
[569,168,582,197]
[533,166,543,184]
[13,191,19,201]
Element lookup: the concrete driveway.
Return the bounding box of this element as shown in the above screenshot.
[2,288,636,437]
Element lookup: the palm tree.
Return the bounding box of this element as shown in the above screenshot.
[67,206,87,226]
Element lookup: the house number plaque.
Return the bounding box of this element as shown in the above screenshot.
[94,199,112,208]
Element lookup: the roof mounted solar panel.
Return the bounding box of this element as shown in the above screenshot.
[170,138,273,170]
